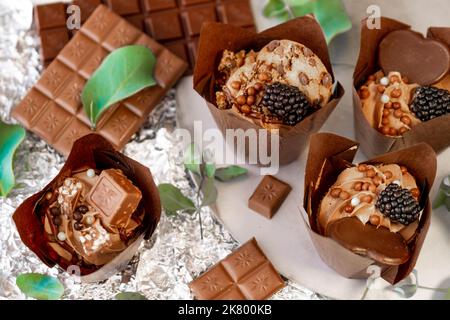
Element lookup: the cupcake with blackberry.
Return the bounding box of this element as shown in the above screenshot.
[353,17,450,157]
[319,163,422,265]
[304,133,437,283]
[194,17,344,165]
[215,39,333,128]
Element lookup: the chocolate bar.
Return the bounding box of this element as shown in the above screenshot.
[248,176,291,219]
[189,238,285,300]
[13,5,186,156]
[34,0,256,73]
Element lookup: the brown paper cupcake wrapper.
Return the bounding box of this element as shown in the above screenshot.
[13,134,161,282]
[194,17,344,165]
[353,17,450,158]
[302,132,437,284]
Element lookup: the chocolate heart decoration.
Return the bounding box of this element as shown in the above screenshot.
[327,217,410,265]
[379,30,450,85]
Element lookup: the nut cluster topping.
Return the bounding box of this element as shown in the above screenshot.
[359,71,420,137]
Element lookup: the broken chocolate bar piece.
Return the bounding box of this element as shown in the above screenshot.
[87,169,142,229]
[248,176,291,219]
[33,0,256,73]
[189,238,285,300]
[12,5,186,156]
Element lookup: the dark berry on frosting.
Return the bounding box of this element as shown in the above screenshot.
[261,82,316,126]
[410,86,450,122]
[375,183,420,225]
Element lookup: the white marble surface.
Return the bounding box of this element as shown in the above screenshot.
[177,0,450,299]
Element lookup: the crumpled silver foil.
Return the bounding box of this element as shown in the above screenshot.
[0,0,319,300]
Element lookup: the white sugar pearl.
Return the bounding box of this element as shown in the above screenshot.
[86,169,96,178]
[381,94,390,104]
[85,216,94,225]
[57,232,67,242]
[64,179,72,187]
[393,180,401,186]
[380,77,389,86]
[79,236,86,244]
[76,182,83,189]
[58,195,64,204]
[351,197,361,207]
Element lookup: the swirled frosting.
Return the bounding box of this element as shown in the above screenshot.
[319,163,421,242]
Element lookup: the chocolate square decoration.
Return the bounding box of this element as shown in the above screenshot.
[87,169,142,228]
[248,176,292,219]
[189,238,285,300]
[33,0,256,74]
[12,5,186,156]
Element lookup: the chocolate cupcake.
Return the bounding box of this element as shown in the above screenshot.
[13,134,161,281]
[303,133,436,283]
[353,17,450,158]
[194,17,344,165]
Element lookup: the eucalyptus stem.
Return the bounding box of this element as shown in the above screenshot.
[360,286,369,300]
[417,285,448,293]
[196,175,205,240]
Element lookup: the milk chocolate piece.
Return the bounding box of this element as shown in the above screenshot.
[33,0,255,74]
[248,176,291,219]
[87,169,142,229]
[327,217,410,265]
[12,5,186,156]
[189,238,285,300]
[379,29,450,85]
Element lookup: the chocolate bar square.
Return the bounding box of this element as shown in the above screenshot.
[12,5,186,156]
[248,176,292,219]
[87,169,142,228]
[189,238,285,300]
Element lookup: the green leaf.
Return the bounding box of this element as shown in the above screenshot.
[392,284,417,298]
[263,0,287,18]
[184,143,201,175]
[115,292,147,300]
[201,177,218,207]
[263,0,352,44]
[81,45,157,128]
[215,166,248,182]
[0,121,25,197]
[433,176,450,210]
[16,273,64,300]
[158,184,196,216]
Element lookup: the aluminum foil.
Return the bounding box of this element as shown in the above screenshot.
[0,0,319,300]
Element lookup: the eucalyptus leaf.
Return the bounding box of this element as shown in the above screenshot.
[184,143,201,175]
[391,284,417,298]
[263,0,352,44]
[81,45,157,128]
[263,0,286,18]
[158,184,196,216]
[433,176,450,210]
[115,292,147,300]
[0,121,25,197]
[16,273,64,300]
[201,177,218,207]
[200,162,216,178]
[215,166,248,182]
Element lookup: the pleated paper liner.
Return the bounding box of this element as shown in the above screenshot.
[303,132,437,284]
[193,16,344,166]
[353,17,450,158]
[13,134,161,282]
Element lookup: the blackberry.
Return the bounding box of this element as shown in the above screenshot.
[375,183,420,225]
[410,86,450,122]
[261,82,316,126]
